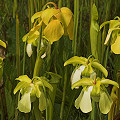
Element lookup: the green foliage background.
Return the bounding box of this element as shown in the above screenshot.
[0,0,120,120]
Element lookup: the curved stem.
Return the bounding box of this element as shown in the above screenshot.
[42,2,58,10]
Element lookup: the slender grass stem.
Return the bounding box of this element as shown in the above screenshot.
[16,14,20,76]
[0,90,4,120]
[60,67,67,120]
[67,0,70,8]
[78,0,83,56]
[58,0,62,8]
[73,0,79,56]
[23,41,26,75]
[65,90,78,120]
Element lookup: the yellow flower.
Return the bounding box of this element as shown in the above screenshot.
[23,2,73,44]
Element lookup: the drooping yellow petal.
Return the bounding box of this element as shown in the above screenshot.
[41,8,60,25]
[60,7,73,26]
[111,35,120,54]
[0,40,6,48]
[44,20,64,42]
[54,12,68,35]
[22,31,39,44]
[55,7,73,36]
[27,31,39,44]
[22,33,29,42]
[22,21,42,43]
[67,18,73,40]
[29,21,42,36]
[31,11,42,23]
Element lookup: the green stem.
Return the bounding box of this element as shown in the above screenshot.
[30,0,34,28]
[67,0,70,8]
[60,67,67,120]
[78,0,83,56]
[65,90,78,120]
[33,100,42,120]
[48,84,57,120]
[28,0,31,30]
[73,0,79,56]
[58,0,62,8]
[103,46,109,68]
[91,101,97,120]
[0,90,4,120]
[23,41,26,75]
[42,81,48,120]
[37,27,42,57]
[16,14,20,76]
[33,47,45,77]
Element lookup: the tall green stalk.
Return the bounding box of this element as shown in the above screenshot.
[66,0,70,8]
[73,0,79,56]
[16,14,20,76]
[90,0,98,120]
[78,0,83,56]
[58,0,62,8]
[60,67,68,120]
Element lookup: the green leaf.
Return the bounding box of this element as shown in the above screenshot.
[99,90,113,114]
[42,79,53,92]
[101,79,119,88]
[44,20,64,42]
[5,87,14,120]
[64,56,87,66]
[34,77,53,92]
[16,75,32,83]
[91,61,108,77]
[18,90,31,113]
[47,72,62,84]
[79,87,93,113]
[92,4,98,20]
[14,81,30,94]
[72,78,93,90]
[39,92,46,111]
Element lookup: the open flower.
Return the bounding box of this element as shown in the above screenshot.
[14,75,53,113]
[72,77,119,114]
[64,55,108,89]
[100,17,120,54]
[64,56,108,77]
[22,2,73,45]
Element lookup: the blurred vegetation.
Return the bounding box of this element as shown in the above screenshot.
[0,0,120,120]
